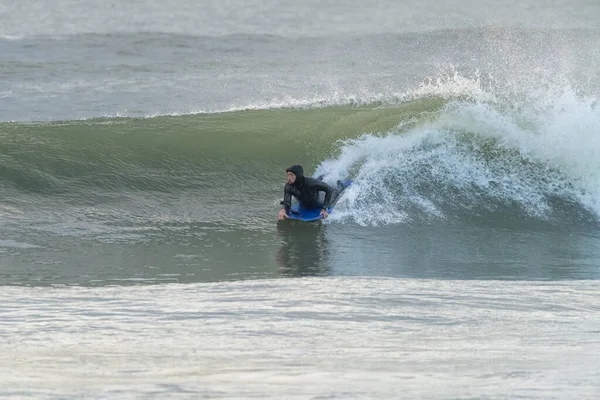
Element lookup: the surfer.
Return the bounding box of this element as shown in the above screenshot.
[278,165,335,220]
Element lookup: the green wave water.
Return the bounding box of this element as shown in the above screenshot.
[1,88,599,230]
[0,99,444,195]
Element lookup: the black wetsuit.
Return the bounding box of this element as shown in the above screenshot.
[283,165,334,213]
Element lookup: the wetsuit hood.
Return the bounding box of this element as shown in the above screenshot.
[286,165,305,186]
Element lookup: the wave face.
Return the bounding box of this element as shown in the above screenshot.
[2,74,600,231]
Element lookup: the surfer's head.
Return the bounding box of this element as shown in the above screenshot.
[286,165,304,185]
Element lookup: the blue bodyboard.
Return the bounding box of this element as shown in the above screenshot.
[284,179,352,222]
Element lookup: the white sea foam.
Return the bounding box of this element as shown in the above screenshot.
[317,77,600,225]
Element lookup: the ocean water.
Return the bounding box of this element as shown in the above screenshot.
[1,0,600,398]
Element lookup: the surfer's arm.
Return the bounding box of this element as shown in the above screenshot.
[315,181,334,209]
[282,184,292,212]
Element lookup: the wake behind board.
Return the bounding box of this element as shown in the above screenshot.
[285,179,352,222]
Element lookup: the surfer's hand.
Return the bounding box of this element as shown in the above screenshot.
[278,209,288,220]
[320,209,329,219]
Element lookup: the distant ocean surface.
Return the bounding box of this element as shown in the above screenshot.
[1,1,599,398]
